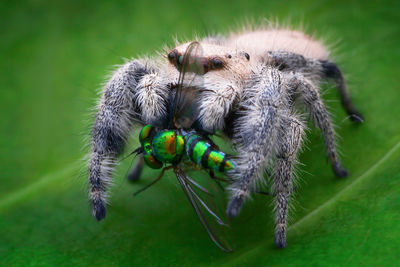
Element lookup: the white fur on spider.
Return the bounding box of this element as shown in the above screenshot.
[88,25,363,248]
[135,73,169,124]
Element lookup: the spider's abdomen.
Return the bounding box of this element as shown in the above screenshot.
[185,133,236,173]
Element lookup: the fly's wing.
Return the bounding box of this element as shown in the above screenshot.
[174,167,233,252]
[171,41,206,129]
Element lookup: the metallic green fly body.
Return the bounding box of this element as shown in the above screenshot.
[139,125,236,173]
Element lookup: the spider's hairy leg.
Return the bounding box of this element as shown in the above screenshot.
[227,67,285,218]
[266,51,363,122]
[266,50,311,71]
[291,74,348,178]
[273,115,304,248]
[320,60,364,122]
[198,82,239,134]
[89,59,168,221]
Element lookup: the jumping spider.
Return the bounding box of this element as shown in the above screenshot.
[89,27,363,248]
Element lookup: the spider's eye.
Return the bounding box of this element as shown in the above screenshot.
[211,57,224,69]
[168,50,178,63]
[243,52,250,61]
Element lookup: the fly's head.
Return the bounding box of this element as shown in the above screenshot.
[138,125,163,169]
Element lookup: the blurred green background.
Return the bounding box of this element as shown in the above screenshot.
[1,0,400,265]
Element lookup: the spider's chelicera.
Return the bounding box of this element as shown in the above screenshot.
[88,26,363,249]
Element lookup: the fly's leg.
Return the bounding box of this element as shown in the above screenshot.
[208,170,233,192]
[133,166,173,196]
[209,170,233,183]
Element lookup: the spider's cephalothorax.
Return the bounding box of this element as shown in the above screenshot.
[88,26,363,248]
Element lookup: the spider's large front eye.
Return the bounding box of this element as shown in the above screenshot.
[168,50,178,63]
[210,57,224,69]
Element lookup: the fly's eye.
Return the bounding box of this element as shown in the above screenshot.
[144,154,163,169]
[211,57,224,69]
[139,125,154,143]
[168,50,178,63]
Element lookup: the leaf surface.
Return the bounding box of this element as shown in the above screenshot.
[1,0,399,265]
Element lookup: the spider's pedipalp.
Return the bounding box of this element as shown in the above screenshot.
[197,81,239,134]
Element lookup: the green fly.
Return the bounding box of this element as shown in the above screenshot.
[132,42,236,252]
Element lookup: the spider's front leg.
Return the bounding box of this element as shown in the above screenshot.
[227,67,286,218]
[89,59,169,221]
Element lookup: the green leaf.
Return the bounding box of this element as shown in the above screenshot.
[1,0,399,265]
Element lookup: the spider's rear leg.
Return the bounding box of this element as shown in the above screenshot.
[292,74,349,178]
[320,60,364,122]
[266,51,363,122]
[273,115,304,248]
